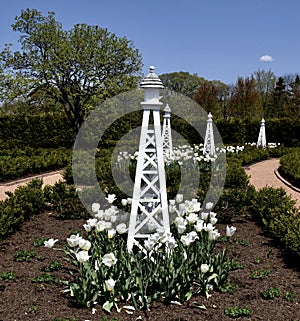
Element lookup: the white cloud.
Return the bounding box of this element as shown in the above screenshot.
[259,55,274,62]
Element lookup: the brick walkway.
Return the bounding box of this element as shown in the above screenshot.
[244,158,300,209]
[0,171,63,201]
[0,159,299,210]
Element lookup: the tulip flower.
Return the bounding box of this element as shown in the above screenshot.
[226,225,237,237]
[105,278,116,292]
[44,238,58,248]
[102,253,117,267]
[76,250,91,263]
[201,263,210,274]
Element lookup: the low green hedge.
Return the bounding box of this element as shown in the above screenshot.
[251,187,300,258]
[0,147,71,182]
[0,179,46,238]
[279,149,300,188]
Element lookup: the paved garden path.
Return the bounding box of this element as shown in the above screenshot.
[244,158,300,209]
[0,170,63,201]
[0,159,299,210]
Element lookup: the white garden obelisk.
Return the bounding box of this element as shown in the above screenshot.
[257,118,266,148]
[203,112,216,156]
[162,104,173,157]
[127,66,170,251]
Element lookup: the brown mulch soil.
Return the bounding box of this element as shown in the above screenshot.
[0,211,299,321]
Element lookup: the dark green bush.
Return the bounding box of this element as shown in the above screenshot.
[0,148,71,182]
[0,179,46,238]
[279,149,300,188]
[251,186,300,258]
[0,112,73,149]
[44,181,89,220]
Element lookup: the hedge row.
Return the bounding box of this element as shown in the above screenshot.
[0,112,300,149]
[279,149,300,188]
[0,147,71,182]
[0,179,45,238]
[0,112,73,149]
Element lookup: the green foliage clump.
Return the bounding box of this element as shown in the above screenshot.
[0,179,46,238]
[279,148,300,188]
[225,306,252,318]
[0,147,71,182]
[44,181,89,220]
[262,287,281,299]
[0,271,16,281]
[251,186,300,258]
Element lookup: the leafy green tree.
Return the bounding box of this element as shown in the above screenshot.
[0,9,142,136]
[227,76,262,118]
[159,71,205,98]
[270,77,289,117]
[252,69,276,116]
[194,80,219,115]
[287,74,300,117]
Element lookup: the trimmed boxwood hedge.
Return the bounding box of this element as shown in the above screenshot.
[279,148,300,188]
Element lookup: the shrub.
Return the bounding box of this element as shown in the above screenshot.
[0,179,46,238]
[44,181,89,220]
[279,149,300,188]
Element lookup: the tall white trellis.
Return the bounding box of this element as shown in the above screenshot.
[162,104,173,157]
[127,66,170,252]
[203,112,216,156]
[257,118,266,148]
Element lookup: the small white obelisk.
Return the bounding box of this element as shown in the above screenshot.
[203,112,216,156]
[257,118,266,149]
[162,104,173,158]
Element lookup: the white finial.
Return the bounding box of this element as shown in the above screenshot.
[149,65,155,72]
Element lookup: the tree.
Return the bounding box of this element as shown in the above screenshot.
[0,9,143,136]
[227,76,262,118]
[159,71,205,98]
[194,80,219,115]
[271,77,289,117]
[252,69,276,116]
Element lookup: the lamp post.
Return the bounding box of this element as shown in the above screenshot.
[127,66,170,252]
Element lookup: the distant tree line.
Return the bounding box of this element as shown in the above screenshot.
[0,8,299,142]
[160,70,300,119]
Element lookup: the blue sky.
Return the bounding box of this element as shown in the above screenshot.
[1,0,300,84]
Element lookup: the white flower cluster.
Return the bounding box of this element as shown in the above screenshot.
[84,198,128,238]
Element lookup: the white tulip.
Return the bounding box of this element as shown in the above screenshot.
[180,234,192,247]
[116,223,127,234]
[200,263,210,274]
[121,199,128,206]
[102,253,117,267]
[76,250,91,263]
[106,194,116,204]
[175,194,184,204]
[78,239,91,251]
[105,278,116,292]
[91,203,100,213]
[195,219,204,232]
[67,234,82,247]
[201,212,209,220]
[107,229,116,239]
[226,225,237,237]
[205,202,214,210]
[44,238,58,248]
[95,220,106,232]
[186,213,198,224]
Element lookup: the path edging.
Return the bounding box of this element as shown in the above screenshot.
[274,169,300,193]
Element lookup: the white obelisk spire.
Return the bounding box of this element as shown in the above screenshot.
[162,104,173,157]
[127,66,170,251]
[257,118,266,148]
[203,112,216,156]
